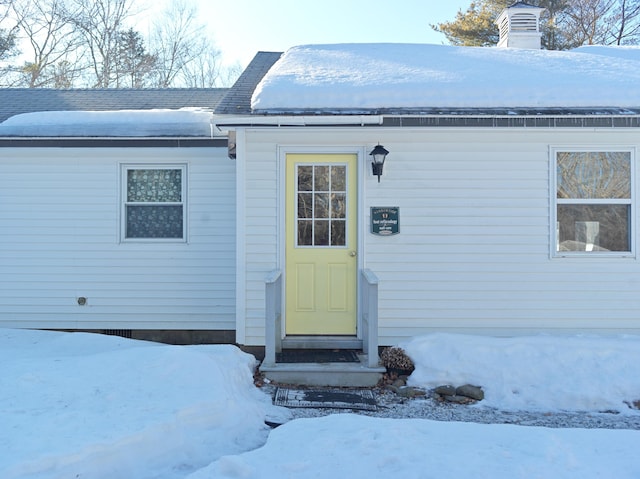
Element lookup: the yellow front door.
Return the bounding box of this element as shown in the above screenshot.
[285,154,357,335]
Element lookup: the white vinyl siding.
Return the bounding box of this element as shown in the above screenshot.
[235,133,280,344]
[0,147,235,331]
[237,127,640,346]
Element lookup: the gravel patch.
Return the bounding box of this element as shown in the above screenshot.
[262,384,640,430]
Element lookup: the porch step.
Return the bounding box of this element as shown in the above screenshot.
[259,355,385,387]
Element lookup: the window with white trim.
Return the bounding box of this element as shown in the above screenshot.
[122,166,186,240]
[554,150,632,254]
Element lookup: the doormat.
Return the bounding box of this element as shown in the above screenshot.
[273,387,377,411]
[276,349,360,363]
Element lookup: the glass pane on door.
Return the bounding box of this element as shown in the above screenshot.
[296,164,348,247]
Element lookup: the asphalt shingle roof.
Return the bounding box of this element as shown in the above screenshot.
[0,88,228,123]
[215,52,282,115]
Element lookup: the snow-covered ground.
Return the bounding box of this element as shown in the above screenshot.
[2,329,640,478]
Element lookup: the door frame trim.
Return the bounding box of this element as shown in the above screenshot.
[277,146,366,340]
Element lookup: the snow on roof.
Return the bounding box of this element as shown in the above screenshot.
[573,44,640,62]
[0,109,213,137]
[251,43,640,112]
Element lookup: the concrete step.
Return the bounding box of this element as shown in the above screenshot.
[259,355,385,387]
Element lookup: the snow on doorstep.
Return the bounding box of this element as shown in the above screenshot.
[251,43,640,111]
[0,109,214,137]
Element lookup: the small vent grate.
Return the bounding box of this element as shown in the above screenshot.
[511,13,538,32]
[103,329,133,339]
[499,16,510,38]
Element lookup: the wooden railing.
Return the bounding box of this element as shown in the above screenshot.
[361,268,380,368]
[263,269,282,367]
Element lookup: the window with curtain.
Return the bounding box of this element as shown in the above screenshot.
[123,166,186,240]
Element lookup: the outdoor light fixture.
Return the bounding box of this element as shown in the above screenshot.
[369,144,389,182]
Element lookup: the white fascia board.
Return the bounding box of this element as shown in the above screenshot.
[212,115,384,130]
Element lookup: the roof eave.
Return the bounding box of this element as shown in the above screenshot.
[249,107,640,116]
[213,108,640,129]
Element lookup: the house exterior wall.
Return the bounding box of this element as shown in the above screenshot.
[237,126,640,346]
[0,146,236,331]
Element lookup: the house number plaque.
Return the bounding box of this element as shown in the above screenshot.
[371,207,399,236]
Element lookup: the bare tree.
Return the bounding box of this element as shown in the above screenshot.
[64,0,134,87]
[10,0,81,87]
[557,0,640,44]
[149,0,210,87]
[606,0,640,44]
[557,0,614,44]
[180,45,224,87]
[218,61,243,88]
[0,0,19,61]
[1,0,241,88]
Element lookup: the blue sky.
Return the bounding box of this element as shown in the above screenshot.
[196,0,472,67]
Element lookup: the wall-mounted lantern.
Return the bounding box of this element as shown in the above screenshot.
[369,144,389,182]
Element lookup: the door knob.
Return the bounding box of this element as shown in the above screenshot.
[349,251,357,257]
